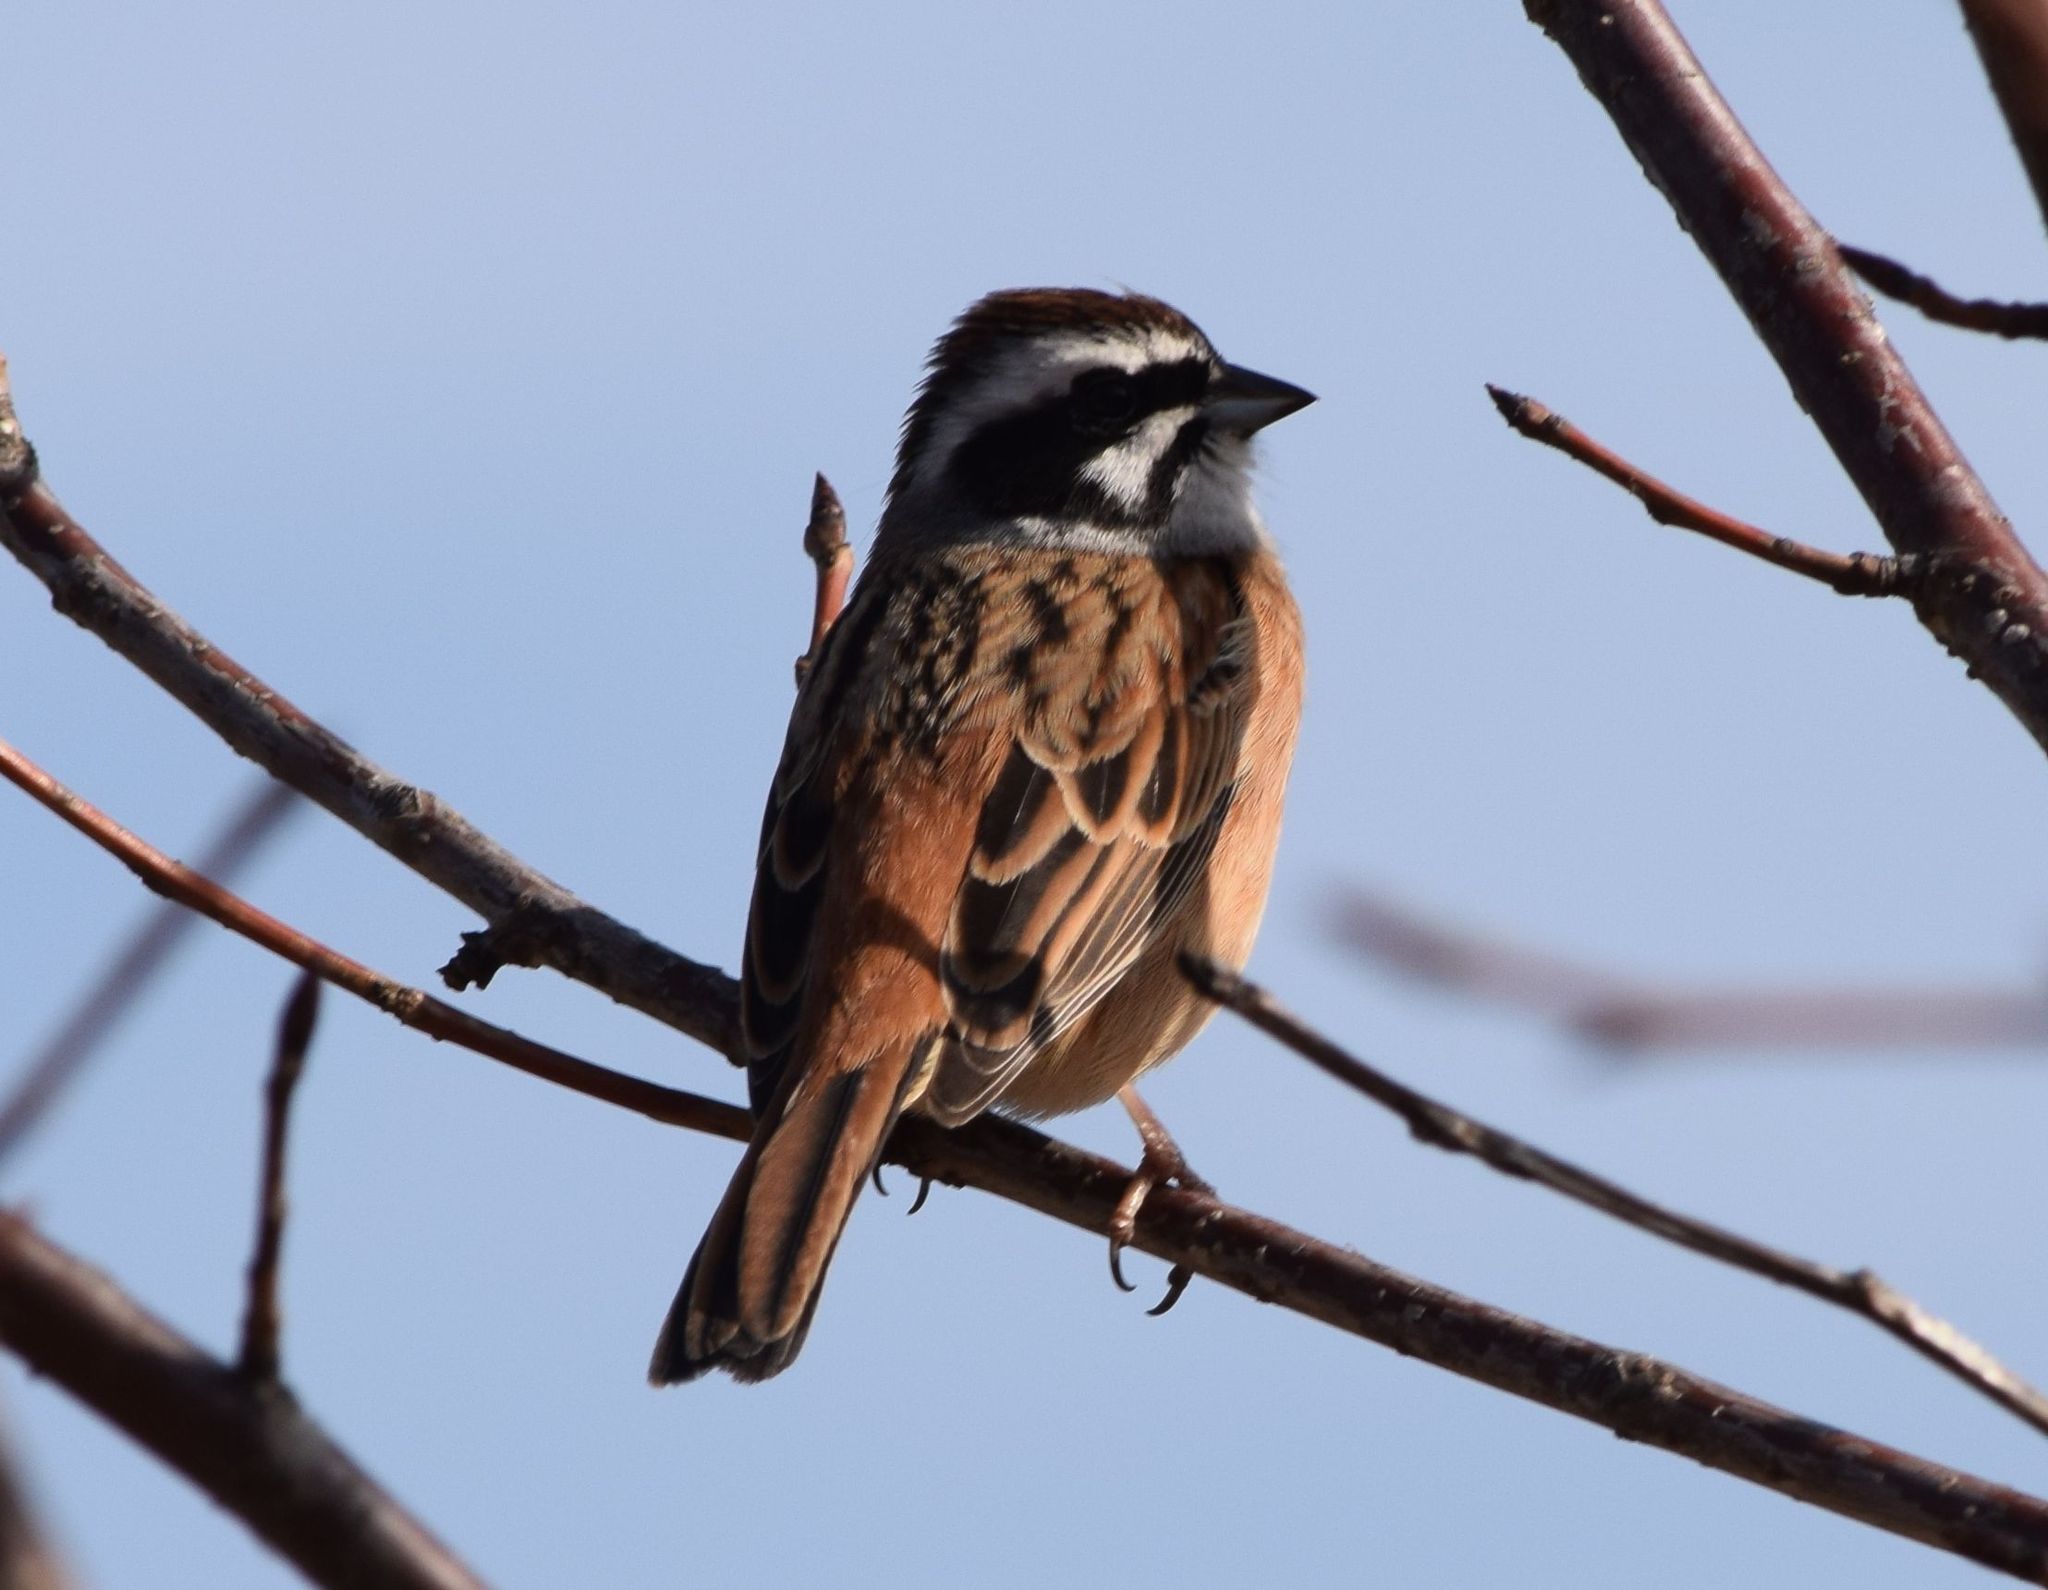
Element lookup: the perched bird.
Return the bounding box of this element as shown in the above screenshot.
[650,287,1311,1384]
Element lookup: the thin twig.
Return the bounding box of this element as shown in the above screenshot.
[10,738,2048,1578]
[1485,385,1904,594]
[1331,887,2048,1051]
[1186,955,2048,1442]
[0,777,298,1168]
[0,1214,487,1590]
[0,360,739,1057]
[1522,0,2048,758]
[795,472,853,685]
[238,971,320,1385]
[1839,246,2048,341]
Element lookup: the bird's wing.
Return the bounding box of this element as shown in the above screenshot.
[921,554,1253,1125]
[738,550,1252,1129]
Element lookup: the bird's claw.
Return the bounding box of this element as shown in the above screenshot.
[1106,1123,1212,1314]
[873,1166,935,1214]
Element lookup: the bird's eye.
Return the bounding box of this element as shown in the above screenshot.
[1071,370,1138,434]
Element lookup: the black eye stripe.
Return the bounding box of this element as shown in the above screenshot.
[943,356,1217,528]
[1070,357,1209,426]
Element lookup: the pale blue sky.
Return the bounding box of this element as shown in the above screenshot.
[7,3,2048,1585]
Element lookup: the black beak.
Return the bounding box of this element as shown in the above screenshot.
[1206,362,1316,435]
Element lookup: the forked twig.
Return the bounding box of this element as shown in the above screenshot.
[1185,955,2048,1441]
[0,1214,486,1590]
[1521,0,2048,759]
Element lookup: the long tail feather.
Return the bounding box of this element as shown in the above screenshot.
[649,1047,920,1385]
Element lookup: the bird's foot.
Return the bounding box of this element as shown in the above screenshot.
[1108,1087,1212,1315]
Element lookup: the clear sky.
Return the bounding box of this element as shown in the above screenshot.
[7,3,2048,1585]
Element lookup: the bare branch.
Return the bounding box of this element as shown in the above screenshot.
[0,1214,486,1590]
[237,971,320,1385]
[1960,0,2048,240]
[0,358,739,1057]
[1522,0,2048,758]
[0,778,297,1167]
[1187,955,2048,1440]
[795,472,853,685]
[1331,887,2048,1051]
[0,736,748,1146]
[1839,246,2048,341]
[1485,386,1906,594]
[10,739,2048,1577]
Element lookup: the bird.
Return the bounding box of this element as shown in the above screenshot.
[650,287,1311,1384]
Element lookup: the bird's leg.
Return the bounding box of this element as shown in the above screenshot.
[1107,1086,1213,1315]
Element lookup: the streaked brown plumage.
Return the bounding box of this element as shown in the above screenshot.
[651,288,1310,1383]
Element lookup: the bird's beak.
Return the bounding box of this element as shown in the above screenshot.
[1206,363,1316,435]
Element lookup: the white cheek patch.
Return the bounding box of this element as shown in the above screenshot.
[1078,406,1198,512]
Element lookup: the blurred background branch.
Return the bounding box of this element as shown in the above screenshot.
[1332,887,2048,1053]
[0,778,297,1170]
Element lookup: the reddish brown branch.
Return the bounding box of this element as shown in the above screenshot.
[1332,888,2048,1051]
[11,740,2048,1578]
[238,971,320,1385]
[1961,0,2048,241]
[1839,247,2048,341]
[795,472,853,685]
[1523,0,2048,757]
[0,359,738,1057]
[1486,386,1904,594]
[0,778,298,1165]
[0,1214,486,1590]
[1188,955,2048,1440]
[0,737,749,1146]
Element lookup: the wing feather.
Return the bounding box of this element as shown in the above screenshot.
[923,557,1252,1126]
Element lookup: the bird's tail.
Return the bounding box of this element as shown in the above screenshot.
[649,1046,922,1385]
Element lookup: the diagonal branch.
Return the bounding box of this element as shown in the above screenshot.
[1186,956,2048,1440]
[10,738,2048,1579]
[0,357,739,1058]
[0,737,747,1146]
[1485,386,1907,594]
[1522,0,2048,758]
[0,1213,487,1590]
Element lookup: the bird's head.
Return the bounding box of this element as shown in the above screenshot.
[883,288,1313,556]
